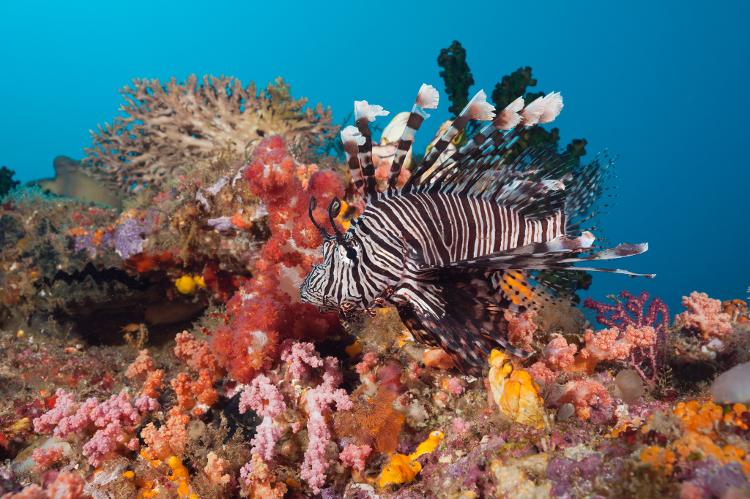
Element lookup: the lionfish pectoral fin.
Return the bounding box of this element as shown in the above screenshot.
[443,235,652,277]
[397,273,536,375]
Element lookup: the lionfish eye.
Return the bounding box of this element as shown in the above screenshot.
[345,246,357,261]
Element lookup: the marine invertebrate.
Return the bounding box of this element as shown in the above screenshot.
[437,40,475,117]
[239,374,287,460]
[577,325,659,383]
[377,431,444,488]
[675,291,733,339]
[300,83,651,374]
[488,349,545,428]
[300,356,352,493]
[339,444,372,473]
[334,386,405,454]
[84,76,335,193]
[203,452,231,487]
[239,453,287,499]
[210,136,345,382]
[585,290,670,335]
[0,166,19,198]
[33,390,146,467]
[558,379,612,420]
[140,407,190,460]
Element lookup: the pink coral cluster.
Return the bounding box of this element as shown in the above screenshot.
[339,443,372,473]
[504,309,537,350]
[528,335,579,386]
[33,390,147,467]
[579,324,658,383]
[675,291,733,340]
[170,331,223,414]
[239,374,287,461]
[559,379,612,420]
[282,342,353,493]
[210,136,345,383]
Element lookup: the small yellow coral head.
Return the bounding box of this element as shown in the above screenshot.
[175,274,205,294]
[488,349,545,429]
[378,453,421,488]
[410,430,444,460]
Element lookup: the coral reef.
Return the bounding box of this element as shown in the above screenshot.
[1,55,749,498]
[84,75,336,193]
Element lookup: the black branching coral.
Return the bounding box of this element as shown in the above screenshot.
[437,41,475,118]
[0,166,19,198]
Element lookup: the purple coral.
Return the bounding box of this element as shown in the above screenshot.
[585,291,670,383]
[113,217,147,258]
[584,291,669,333]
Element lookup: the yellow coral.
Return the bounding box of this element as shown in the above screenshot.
[377,430,444,488]
[488,349,545,429]
[378,453,422,488]
[410,431,444,460]
[175,274,205,295]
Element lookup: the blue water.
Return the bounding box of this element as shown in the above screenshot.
[1,0,748,312]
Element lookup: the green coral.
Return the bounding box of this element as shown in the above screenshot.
[0,166,19,199]
[437,41,475,118]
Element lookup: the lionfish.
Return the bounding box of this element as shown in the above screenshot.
[300,84,651,374]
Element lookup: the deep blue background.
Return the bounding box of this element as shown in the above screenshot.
[1,1,748,311]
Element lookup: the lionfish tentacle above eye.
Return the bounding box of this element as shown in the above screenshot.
[387,83,440,190]
[327,197,344,242]
[301,80,650,375]
[354,100,389,198]
[308,196,332,240]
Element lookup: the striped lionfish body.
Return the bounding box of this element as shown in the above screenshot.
[300,84,651,374]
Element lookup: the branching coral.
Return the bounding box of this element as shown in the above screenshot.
[585,291,669,336]
[33,390,147,467]
[239,374,287,461]
[84,75,335,193]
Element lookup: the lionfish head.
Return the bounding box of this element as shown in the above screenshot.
[299,197,364,314]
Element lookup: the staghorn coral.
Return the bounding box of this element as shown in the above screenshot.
[84,75,336,193]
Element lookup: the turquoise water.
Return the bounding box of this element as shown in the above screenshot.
[1,0,748,310]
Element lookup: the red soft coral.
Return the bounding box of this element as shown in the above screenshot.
[210,136,345,383]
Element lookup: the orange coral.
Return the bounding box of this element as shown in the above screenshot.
[141,408,190,460]
[640,446,676,475]
[334,387,405,454]
[204,452,231,487]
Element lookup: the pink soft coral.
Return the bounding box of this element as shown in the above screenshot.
[339,443,372,473]
[543,335,578,370]
[675,291,733,339]
[559,379,612,420]
[239,374,287,461]
[504,309,537,350]
[284,343,353,493]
